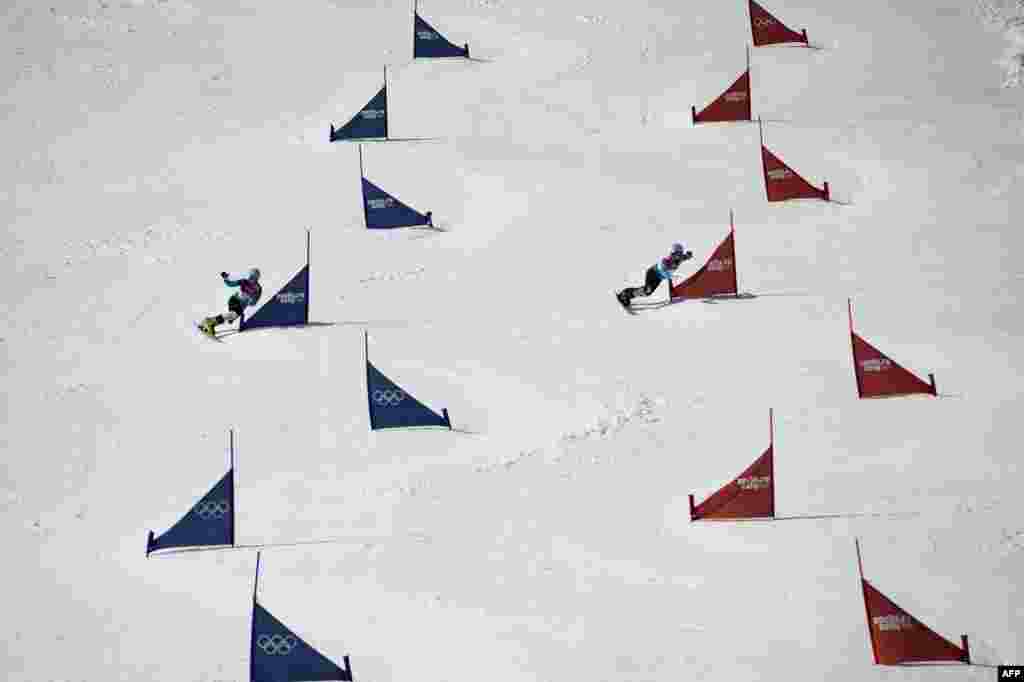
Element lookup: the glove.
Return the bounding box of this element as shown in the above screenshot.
[683,251,693,261]
[220,271,229,279]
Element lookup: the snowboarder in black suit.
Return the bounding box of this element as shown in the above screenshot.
[616,243,692,309]
[199,268,262,336]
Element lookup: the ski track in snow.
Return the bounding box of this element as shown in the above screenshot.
[954,495,1006,515]
[559,394,663,445]
[468,394,664,476]
[38,382,98,403]
[59,223,231,270]
[993,528,1024,556]
[357,265,427,285]
[976,0,1024,85]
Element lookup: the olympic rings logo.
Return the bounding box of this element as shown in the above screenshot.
[372,388,406,406]
[257,633,297,655]
[194,499,230,520]
[753,17,776,28]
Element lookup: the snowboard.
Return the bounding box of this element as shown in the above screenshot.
[614,291,636,315]
[195,321,224,342]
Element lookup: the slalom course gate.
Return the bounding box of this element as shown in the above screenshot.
[749,0,809,47]
[146,430,236,556]
[856,540,970,665]
[760,119,829,202]
[848,299,937,399]
[360,145,434,229]
[239,232,310,331]
[693,49,752,124]
[250,552,354,682]
[365,332,451,431]
[670,211,740,301]
[690,409,775,521]
[414,1,470,59]
[330,67,389,142]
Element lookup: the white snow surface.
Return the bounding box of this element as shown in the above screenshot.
[3,0,1023,680]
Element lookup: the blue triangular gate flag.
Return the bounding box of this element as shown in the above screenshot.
[366,361,451,430]
[251,602,352,682]
[240,266,309,331]
[361,178,433,230]
[414,13,469,59]
[330,87,387,142]
[147,470,234,556]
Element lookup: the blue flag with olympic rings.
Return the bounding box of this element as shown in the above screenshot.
[147,469,234,556]
[251,601,352,682]
[366,361,451,430]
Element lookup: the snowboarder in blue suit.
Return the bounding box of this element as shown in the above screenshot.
[617,243,692,309]
[199,268,262,335]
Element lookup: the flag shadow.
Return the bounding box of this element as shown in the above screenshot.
[773,511,920,521]
[406,228,448,241]
[630,292,758,311]
[701,292,759,304]
[148,535,385,557]
[412,55,493,64]
[354,136,446,144]
[697,511,919,523]
[897,662,996,669]
[333,320,431,329]
[748,290,818,299]
[760,43,826,51]
[216,321,338,339]
[767,196,851,206]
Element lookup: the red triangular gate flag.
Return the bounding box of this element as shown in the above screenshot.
[749,0,809,47]
[848,300,937,399]
[693,69,751,124]
[690,410,774,521]
[761,141,829,202]
[862,581,971,664]
[671,214,739,300]
[856,541,970,665]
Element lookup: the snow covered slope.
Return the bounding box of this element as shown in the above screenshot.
[2,0,1021,680]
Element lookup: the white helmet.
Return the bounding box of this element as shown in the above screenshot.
[248,268,260,281]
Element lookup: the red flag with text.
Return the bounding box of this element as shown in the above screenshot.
[861,580,969,664]
[849,301,936,398]
[690,411,774,520]
[762,145,829,202]
[671,228,738,300]
[693,70,751,124]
